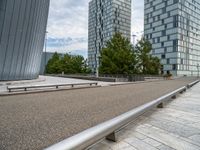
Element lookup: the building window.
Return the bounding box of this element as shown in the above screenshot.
[153,38,155,44]
[149,34,152,39]
[172,64,177,70]
[164,47,167,53]
[161,42,164,47]
[173,46,178,52]
[161,54,166,59]
[181,59,183,64]
[168,35,170,40]
[162,19,164,24]
[157,37,160,43]
[161,65,164,74]
[162,30,166,36]
[173,15,178,27]
[173,0,179,4]
[173,40,178,46]
[168,12,170,17]
[162,8,166,13]
[167,59,170,64]
[157,15,160,20]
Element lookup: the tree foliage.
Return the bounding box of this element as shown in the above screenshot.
[45,52,62,74]
[46,34,161,75]
[135,37,161,75]
[99,33,161,75]
[45,52,91,74]
[99,33,137,75]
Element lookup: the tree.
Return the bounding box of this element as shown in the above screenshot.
[71,55,85,73]
[148,56,161,75]
[99,33,137,74]
[46,52,62,74]
[45,52,91,74]
[82,59,92,74]
[135,37,161,75]
[135,37,152,74]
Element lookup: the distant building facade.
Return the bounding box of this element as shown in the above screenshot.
[0,0,50,80]
[144,0,200,76]
[88,0,132,72]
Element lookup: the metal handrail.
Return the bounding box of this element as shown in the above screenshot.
[187,80,199,88]
[7,82,98,92]
[44,86,188,150]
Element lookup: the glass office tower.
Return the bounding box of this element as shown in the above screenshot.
[88,0,132,72]
[0,0,50,80]
[144,0,200,76]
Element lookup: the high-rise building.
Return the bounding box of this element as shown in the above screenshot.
[144,0,200,76]
[88,0,132,73]
[0,0,50,81]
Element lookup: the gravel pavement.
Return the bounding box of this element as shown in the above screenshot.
[0,77,197,150]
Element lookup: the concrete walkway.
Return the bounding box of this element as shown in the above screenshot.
[0,76,113,94]
[0,75,163,94]
[91,83,200,150]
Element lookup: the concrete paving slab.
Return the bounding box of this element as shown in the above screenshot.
[91,82,200,150]
[157,144,175,150]
[125,137,159,150]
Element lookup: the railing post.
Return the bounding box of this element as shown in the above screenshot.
[106,132,117,142]
[157,103,164,108]
[179,89,185,94]
[171,95,176,99]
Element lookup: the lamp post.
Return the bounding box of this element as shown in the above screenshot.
[96,56,102,78]
[44,31,48,74]
[132,34,136,46]
[197,64,199,78]
[96,59,99,78]
[96,67,99,78]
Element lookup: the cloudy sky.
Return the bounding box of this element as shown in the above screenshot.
[46,0,144,58]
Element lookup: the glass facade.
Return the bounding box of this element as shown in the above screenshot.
[88,0,132,72]
[0,0,50,80]
[144,0,200,76]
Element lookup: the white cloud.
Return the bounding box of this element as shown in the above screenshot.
[46,0,144,56]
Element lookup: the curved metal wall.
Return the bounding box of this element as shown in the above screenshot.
[0,0,50,81]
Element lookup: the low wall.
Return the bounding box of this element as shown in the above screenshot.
[47,74,145,82]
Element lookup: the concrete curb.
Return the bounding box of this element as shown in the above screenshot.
[0,76,46,86]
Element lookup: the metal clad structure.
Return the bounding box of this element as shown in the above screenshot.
[0,0,50,80]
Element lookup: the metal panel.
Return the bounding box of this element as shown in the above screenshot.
[0,0,50,81]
